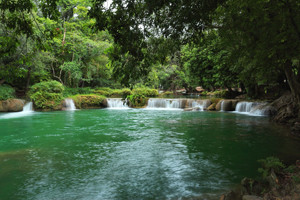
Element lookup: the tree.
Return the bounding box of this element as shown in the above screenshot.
[217,0,300,101]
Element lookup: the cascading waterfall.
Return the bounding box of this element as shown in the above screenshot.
[0,102,34,119]
[23,102,33,112]
[187,99,210,111]
[64,99,76,111]
[146,99,182,110]
[220,100,225,111]
[107,98,129,109]
[146,98,210,110]
[234,101,269,116]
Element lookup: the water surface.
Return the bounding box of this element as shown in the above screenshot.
[0,109,299,200]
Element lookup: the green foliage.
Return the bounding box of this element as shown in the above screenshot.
[258,157,286,179]
[0,85,16,100]
[70,94,106,109]
[63,87,94,97]
[29,81,64,109]
[127,94,148,108]
[132,88,158,97]
[110,88,132,98]
[94,87,132,98]
[159,91,173,98]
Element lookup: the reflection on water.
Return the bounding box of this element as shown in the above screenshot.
[0,109,299,200]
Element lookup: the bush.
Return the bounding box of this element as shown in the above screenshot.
[159,91,173,97]
[94,87,113,97]
[132,87,158,97]
[29,81,64,110]
[0,85,15,100]
[258,157,285,179]
[127,94,148,108]
[70,94,106,109]
[63,87,94,97]
[94,88,132,98]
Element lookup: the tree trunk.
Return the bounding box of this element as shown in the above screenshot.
[0,79,5,85]
[284,60,300,106]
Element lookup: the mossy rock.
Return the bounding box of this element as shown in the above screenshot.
[71,95,107,109]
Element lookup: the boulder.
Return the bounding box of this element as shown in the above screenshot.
[207,103,216,111]
[216,100,238,111]
[0,99,25,112]
[220,190,241,200]
[184,108,193,111]
[242,195,262,200]
[270,92,299,123]
[251,104,277,116]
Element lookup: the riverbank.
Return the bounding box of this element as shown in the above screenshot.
[221,158,300,200]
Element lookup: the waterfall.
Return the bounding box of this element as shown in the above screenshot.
[234,101,269,116]
[65,99,76,110]
[146,98,210,110]
[23,102,33,112]
[146,98,182,110]
[0,102,34,119]
[107,98,129,109]
[220,100,225,111]
[187,99,210,111]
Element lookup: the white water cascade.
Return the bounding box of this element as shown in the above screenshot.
[0,102,34,119]
[107,98,129,109]
[64,99,76,111]
[146,98,211,110]
[187,99,211,111]
[234,101,269,116]
[220,100,225,111]
[146,98,182,110]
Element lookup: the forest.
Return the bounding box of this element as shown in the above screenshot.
[0,0,299,97]
[0,1,300,199]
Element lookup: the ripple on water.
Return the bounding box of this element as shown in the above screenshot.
[0,109,299,200]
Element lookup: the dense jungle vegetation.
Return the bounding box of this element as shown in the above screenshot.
[0,0,300,105]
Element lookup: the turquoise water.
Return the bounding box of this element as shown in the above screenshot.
[0,109,299,200]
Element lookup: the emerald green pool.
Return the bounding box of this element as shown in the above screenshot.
[0,109,299,199]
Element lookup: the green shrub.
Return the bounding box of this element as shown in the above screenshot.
[132,87,158,97]
[0,85,15,100]
[111,88,132,98]
[258,157,285,179]
[127,94,148,108]
[63,87,94,97]
[29,81,64,110]
[159,91,173,97]
[94,87,113,96]
[94,88,131,98]
[70,94,106,109]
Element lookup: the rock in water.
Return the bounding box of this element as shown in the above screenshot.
[242,195,263,200]
[0,99,25,112]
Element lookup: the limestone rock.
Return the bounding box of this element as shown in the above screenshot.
[207,103,216,111]
[215,100,223,111]
[242,195,262,200]
[216,99,238,111]
[0,99,25,112]
[271,92,298,123]
[220,190,241,200]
